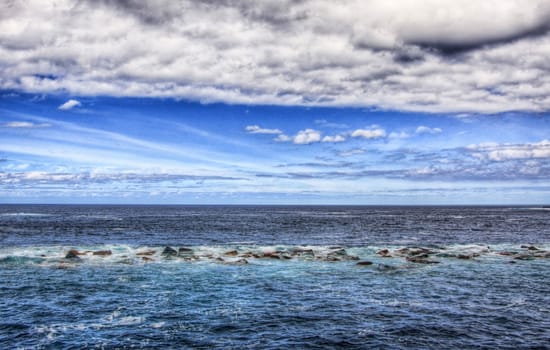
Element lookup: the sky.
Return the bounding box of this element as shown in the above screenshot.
[1,0,549,204]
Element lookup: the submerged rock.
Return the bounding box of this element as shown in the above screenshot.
[93,250,112,256]
[161,246,178,257]
[141,257,154,262]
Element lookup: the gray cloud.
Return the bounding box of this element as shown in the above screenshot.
[2,1,550,113]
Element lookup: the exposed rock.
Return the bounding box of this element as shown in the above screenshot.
[408,248,434,256]
[161,246,178,257]
[136,250,156,256]
[456,254,478,260]
[263,252,281,259]
[141,257,154,262]
[356,261,373,266]
[377,249,391,257]
[240,252,261,259]
[291,248,314,256]
[521,245,539,251]
[65,250,83,260]
[93,250,112,256]
[330,248,348,256]
[498,251,517,256]
[406,256,440,264]
[178,247,193,253]
[513,254,535,260]
[224,250,239,256]
[327,248,359,261]
[226,258,248,265]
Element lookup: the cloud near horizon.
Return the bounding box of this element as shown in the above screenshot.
[2,1,550,113]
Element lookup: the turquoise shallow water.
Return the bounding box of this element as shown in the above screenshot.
[1,206,549,349]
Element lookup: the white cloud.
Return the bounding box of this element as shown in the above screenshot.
[389,131,410,139]
[245,125,282,134]
[351,128,386,139]
[274,134,291,142]
[322,134,346,143]
[466,140,550,161]
[338,148,366,157]
[416,126,442,134]
[2,1,550,113]
[58,99,81,110]
[293,129,322,145]
[1,121,51,128]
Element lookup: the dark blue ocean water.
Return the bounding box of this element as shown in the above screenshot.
[1,205,549,349]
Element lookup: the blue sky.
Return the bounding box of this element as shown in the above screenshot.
[1,1,550,204]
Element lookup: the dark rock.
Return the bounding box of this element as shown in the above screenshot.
[226,258,248,265]
[498,251,517,256]
[356,261,373,266]
[141,257,154,262]
[93,250,112,256]
[406,256,440,264]
[331,248,348,256]
[263,252,281,259]
[408,248,433,256]
[377,249,391,257]
[178,247,193,253]
[240,252,260,258]
[224,250,239,256]
[136,250,156,256]
[65,250,83,260]
[521,245,539,251]
[291,248,315,257]
[513,254,535,260]
[456,254,476,260]
[161,246,178,257]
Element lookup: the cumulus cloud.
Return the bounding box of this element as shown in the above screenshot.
[245,125,282,134]
[322,134,346,143]
[351,128,386,139]
[293,129,322,145]
[0,0,550,113]
[274,134,292,142]
[2,1,550,113]
[58,99,81,110]
[416,126,442,134]
[1,121,51,128]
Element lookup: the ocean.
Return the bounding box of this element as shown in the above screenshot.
[1,205,549,349]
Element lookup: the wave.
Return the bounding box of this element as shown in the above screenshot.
[0,243,548,268]
[0,212,52,217]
